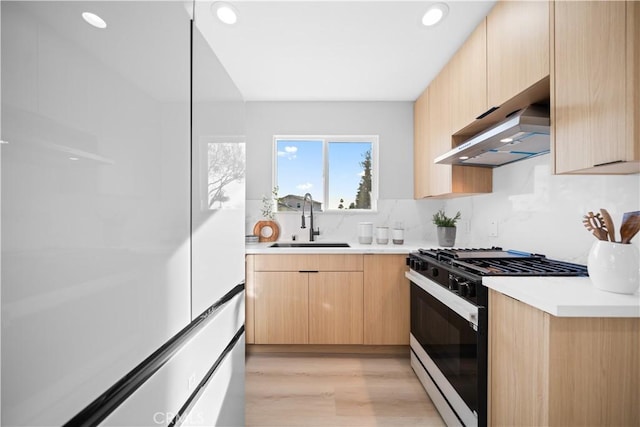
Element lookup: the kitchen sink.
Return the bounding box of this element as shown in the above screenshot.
[269,242,350,248]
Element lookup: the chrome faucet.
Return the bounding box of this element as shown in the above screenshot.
[300,193,320,242]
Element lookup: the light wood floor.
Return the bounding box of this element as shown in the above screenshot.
[245,351,446,426]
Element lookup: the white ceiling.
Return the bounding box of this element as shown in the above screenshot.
[197,0,497,101]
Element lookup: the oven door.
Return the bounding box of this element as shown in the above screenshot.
[406,270,486,427]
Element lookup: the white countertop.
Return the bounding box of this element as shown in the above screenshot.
[245,240,437,254]
[246,242,640,317]
[483,276,640,318]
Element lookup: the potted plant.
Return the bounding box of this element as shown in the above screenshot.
[432,209,461,247]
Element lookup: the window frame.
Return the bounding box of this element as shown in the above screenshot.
[272,135,379,213]
[200,135,246,212]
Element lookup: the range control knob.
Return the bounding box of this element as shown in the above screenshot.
[410,258,424,271]
[449,275,459,292]
[459,281,471,297]
[468,283,477,298]
[430,267,439,277]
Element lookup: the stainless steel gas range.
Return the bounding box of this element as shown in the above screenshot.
[406,247,588,427]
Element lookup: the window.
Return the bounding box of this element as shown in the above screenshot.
[274,135,378,212]
[203,138,245,211]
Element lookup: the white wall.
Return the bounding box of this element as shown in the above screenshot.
[245,101,441,242]
[245,101,640,263]
[246,101,415,200]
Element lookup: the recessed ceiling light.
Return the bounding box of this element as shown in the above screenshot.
[82,12,107,29]
[500,137,514,143]
[422,3,449,27]
[459,156,470,160]
[69,157,80,161]
[212,2,238,25]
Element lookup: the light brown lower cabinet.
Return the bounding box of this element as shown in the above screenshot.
[363,254,409,345]
[489,290,640,426]
[248,254,364,345]
[309,272,363,344]
[246,253,410,346]
[253,272,309,344]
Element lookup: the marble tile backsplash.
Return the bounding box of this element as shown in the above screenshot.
[443,154,640,265]
[246,154,639,265]
[246,198,443,245]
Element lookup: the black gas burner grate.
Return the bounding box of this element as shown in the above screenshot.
[415,247,588,277]
[453,258,588,276]
[418,247,504,263]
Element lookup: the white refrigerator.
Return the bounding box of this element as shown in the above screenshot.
[1,1,245,425]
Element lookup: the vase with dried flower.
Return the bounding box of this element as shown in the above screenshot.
[253,187,280,242]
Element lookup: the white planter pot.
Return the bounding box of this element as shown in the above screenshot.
[587,241,640,295]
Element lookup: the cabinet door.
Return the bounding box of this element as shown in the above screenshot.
[254,272,308,344]
[630,1,640,167]
[450,19,487,134]
[427,68,453,196]
[363,255,409,345]
[413,88,430,199]
[490,289,640,425]
[308,272,363,344]
[489,290,547,426]
[487,0,549,108]
[554,1,635,173]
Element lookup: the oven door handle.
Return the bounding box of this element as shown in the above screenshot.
[406,270,479,327]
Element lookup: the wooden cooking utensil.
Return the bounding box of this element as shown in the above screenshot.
[583,211,609,241]
[620,212,640,244]
[621,211,639,228]
[599,208,616,242]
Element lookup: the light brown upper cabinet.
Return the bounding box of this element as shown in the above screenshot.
[427,67,455,197]
[413,88,430,199]
[486,0,550,109]
[450,19,488,134]
[413,55,492,199]
[553,1,640,174]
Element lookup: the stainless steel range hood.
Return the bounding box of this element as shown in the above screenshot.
[434,106,550,167]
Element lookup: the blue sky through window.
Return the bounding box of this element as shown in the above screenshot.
[276,139,323,206]
[276,138,373,211]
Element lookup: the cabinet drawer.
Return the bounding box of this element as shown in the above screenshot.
[254,254,363,272]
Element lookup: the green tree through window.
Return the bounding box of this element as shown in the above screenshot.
[354,149,372,209]
[274,136,378,211]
